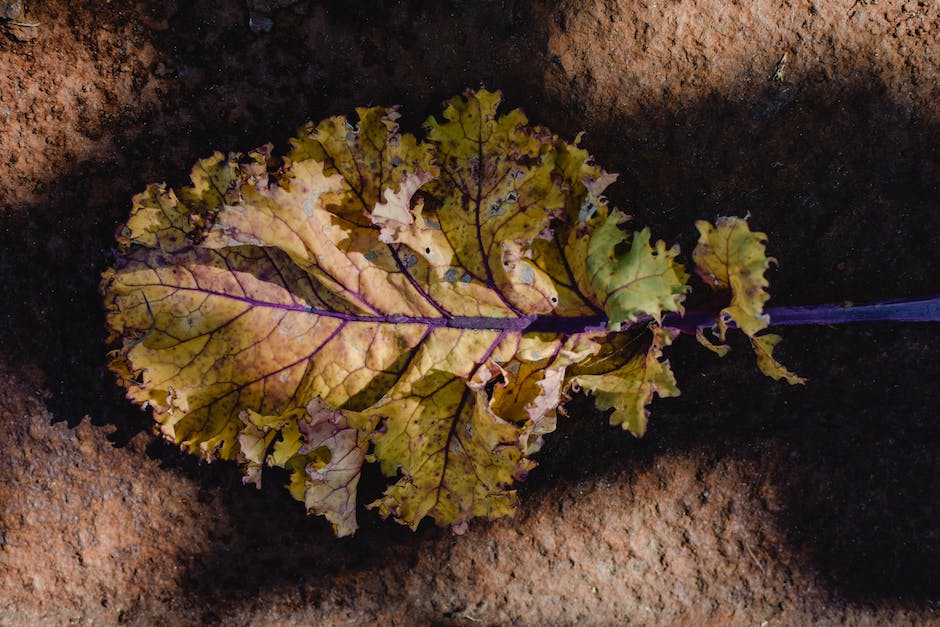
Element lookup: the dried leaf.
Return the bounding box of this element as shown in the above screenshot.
[695,328,731,357]
[750,334,807,385]
[102,90,695,533]
[295,399,368,537]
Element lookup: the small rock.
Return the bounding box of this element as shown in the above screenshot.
[3,0,23,20]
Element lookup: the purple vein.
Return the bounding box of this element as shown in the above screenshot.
[184,320,348,422]
[433,165,485,283]
[137,281,940,339]
[389,245,451,317]
[358,128,447,316]
[553,232,605,314]
[322,142,450,317]
[434,329,508,508]
[472,123,523,316]
[140,282,609,333]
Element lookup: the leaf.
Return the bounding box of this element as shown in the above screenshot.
[237,406,304,488]
[491,334,601,455]
[694,328,731,357]
[692,217,802,383]
[353,331,532,533]
[569,326,680,437]
[117,152,245,253]
[587,211,689,330]
[102,89,692,534]
[692,216,772,338]
[750,334,807,385]
[295,398,368,537]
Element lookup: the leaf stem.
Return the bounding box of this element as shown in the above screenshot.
[662,294,940,332]
[157,283,939,335]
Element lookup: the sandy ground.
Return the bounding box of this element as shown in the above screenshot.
[0,1,938,624]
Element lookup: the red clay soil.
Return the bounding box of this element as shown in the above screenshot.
[1,1,938,624]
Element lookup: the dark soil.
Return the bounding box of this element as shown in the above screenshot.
[1,1,937,623]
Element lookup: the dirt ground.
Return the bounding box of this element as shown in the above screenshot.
[1,0,938,624]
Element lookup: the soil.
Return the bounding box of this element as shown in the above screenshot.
[1,0,938,624]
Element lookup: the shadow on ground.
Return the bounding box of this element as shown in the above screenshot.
[0,0,936,612]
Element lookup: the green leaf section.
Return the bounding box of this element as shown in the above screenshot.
[691,216,804,385]
[587,210,689,330]
[692,217,772,338]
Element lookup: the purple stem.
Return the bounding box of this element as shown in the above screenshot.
[662,294,940,333]
[171,284,939,334]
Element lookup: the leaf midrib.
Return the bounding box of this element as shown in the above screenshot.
[136,282,610,334]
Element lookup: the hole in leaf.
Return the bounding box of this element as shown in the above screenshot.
[483,373,507,396]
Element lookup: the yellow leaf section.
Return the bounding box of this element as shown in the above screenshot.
[491,334,600,454]
[526,137,615,316]
[362,166,516,318]
[692,217,802,384]
[587,210,689,329]
[118,152,241,252]
[102,244,428,460]
[204,129,447,320]
[237,404,317,485]
[372,170,436,243]
[423,89,569,316]
[348,329,532,533]
[241,400,368,536]
[569,326,680,436]
[750,334,807,385]
[288,106,435,225]
[289,106,513,318]
[692,217,772,338]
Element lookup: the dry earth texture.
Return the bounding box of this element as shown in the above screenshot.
[1,0,938,624]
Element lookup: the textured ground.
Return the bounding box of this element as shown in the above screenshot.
[0,1,938,624]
